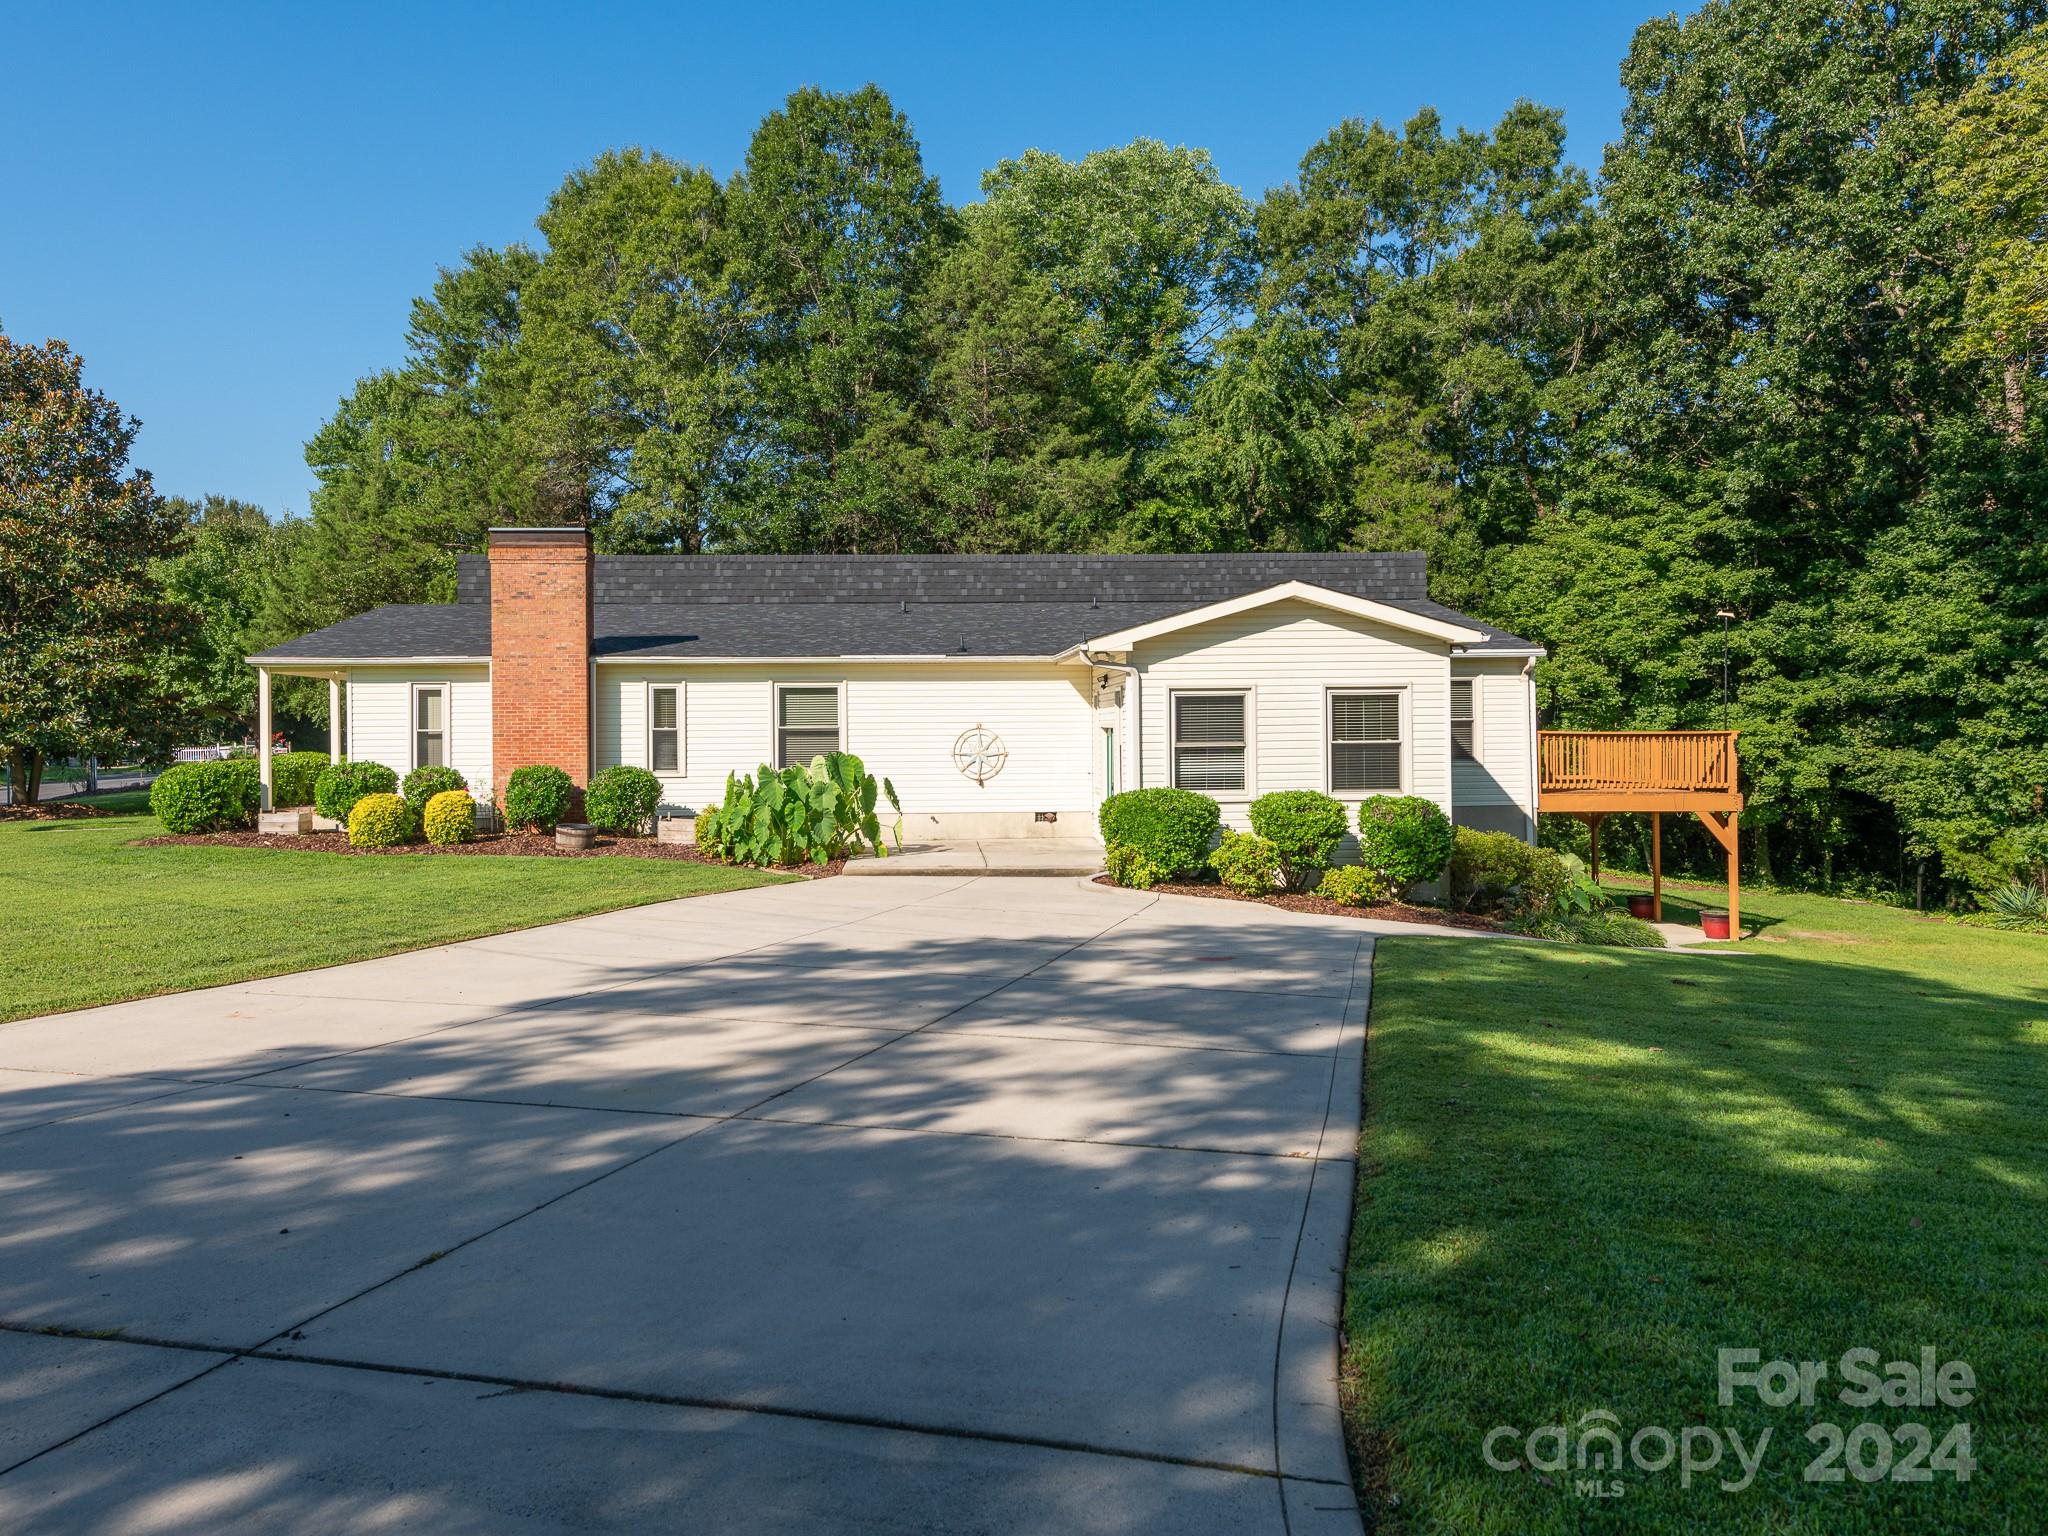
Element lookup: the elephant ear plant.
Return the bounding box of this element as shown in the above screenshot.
[697,752,901,867]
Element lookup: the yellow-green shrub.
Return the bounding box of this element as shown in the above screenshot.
[422,789,476,845]
[347,792,412,848]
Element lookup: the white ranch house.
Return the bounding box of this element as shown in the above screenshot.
[249,531,1544,848]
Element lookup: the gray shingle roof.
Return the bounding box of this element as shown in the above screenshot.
[250,604,489,661]
[254,553,1536,662]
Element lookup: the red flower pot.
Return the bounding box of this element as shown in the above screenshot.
[1700,909,1730,940]
[1627,894,1656,920]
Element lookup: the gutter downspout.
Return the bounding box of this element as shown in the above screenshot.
[1524,656,1540,844]
[1082,651,1140,792]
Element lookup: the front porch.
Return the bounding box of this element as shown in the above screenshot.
[253,664,347,812]
[1537,730,1746,937]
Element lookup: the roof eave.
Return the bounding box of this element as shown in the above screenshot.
[1081,581,1484,650]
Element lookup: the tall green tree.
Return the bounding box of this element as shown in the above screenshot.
[717,85,954,551]
[1930,31,2048,444]
[151,496,296,742]
[513,148,739,552]
[1218,104,1593,596]
[1498,0,2048,893]
[0,330,189,801]
[980,139,1254,481]
[857,215,1127,551]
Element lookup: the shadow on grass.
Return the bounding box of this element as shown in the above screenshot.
[1346,932,2048,1535]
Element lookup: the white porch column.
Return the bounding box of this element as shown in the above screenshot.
[328,677,342,763]
[258,666,274,811]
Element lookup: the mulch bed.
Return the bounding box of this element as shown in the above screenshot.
[1093,874,1501,931]
[138,828,844,878]
[0,801,111,821]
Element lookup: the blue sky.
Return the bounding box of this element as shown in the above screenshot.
[2,1,1651,518]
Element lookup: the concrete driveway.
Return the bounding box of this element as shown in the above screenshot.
[0,876,1381,1534]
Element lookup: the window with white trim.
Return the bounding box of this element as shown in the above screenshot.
[1330,692,1400,793]
[412,684,447,768]
[776,685,841,767]
[648,684,682,774]
[1450,679,1476,761]
[1172,692,1247,794]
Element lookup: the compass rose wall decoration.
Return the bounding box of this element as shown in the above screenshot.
[952,726,1008,784]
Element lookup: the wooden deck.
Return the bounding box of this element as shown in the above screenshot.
[1537,730,1745,937]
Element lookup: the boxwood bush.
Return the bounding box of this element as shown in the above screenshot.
[1447,827,1572,915]
[586,765,662,835]
[1104,842,1169,890]
[1248,790,1348,890]
[402,764,468,817]
[1097,788,1220,880]
[1356,794,1454,894]
[1209,829,1282,896]
[422,789,476,845]
[347,792,412,848]
[150,758,260,834]
[502,764,576,832]
[271,751,332,809]
[1316,864,1390,907]
[314,760,398,823]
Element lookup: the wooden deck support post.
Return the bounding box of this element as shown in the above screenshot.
[1726,813,1740,939]
[1650,811,1662,922]
[1692,809,1741,941]
[1587,813,1603,884]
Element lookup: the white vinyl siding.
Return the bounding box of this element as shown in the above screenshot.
[594,664,1095,818]
[344,666,491,797]
[1449,659,1536,826]
[1132,598,1452,831]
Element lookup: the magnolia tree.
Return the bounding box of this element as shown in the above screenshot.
[0,329,189,802]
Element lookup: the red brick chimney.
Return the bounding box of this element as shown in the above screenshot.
[489,527,593,809]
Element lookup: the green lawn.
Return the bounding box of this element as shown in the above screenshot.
[0,792,788,1022]
[1347,882,2046,1533]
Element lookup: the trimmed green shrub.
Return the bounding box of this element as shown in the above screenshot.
[1316,864,1391,907]
[1105,842,1169,890]
[150,758,260,834]
[422,789,476,845]
[1209,829,1282,896]
[1097,788,1220,880]
[1447,827,1572,915]
[347,792,412,848]
[315,760,398,823]
[696,753,901,866]
[586,765,663,835]
[1356,794,1454,894]
[271,751,332,809]
[402,764,468,818]
[502,764,576,832]
[1248,790,1348,890]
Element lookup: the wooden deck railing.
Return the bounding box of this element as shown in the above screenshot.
[1538,730,1738,794]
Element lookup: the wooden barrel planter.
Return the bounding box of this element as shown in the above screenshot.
[555,822,595,852]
